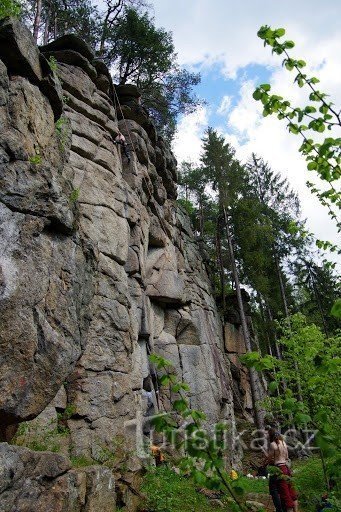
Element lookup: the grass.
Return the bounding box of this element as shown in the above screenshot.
[139,458,341,512]
[140,465,227,512]
[237,476,268,494]
[139,465,268,512]
[70,455,94,468]
[292,456,341,511]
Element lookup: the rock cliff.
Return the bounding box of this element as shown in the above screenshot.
[0,19,250,511]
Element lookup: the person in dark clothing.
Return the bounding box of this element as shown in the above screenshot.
[114,132,131,162]
[269,471,285,512]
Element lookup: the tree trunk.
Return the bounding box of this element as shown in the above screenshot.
[266,303,282,360]
[274,251,290,318]
[43,14,49,44]
[199,196,204,237]
[274,251,303,402]
[33,0,42,43]
[222,206,264,430]
[216,223,225,313]
[257,294,273,356]
[309,270,329,336]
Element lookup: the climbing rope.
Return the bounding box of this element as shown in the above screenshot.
[112,86,175,238]
[113,87,178,417]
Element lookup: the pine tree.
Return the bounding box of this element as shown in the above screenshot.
[201,128,265,429]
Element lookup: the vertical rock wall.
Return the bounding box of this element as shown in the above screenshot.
[0,19,243,510]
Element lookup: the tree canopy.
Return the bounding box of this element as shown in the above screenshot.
[16,0,202,140]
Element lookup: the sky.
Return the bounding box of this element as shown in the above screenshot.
[151,0,341,255]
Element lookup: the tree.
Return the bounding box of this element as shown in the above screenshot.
[97,0,149,57]
[241,154,304,317]
[23,0,99,46]
[201,128,265,429]
[108,8,174,85]
[101,7,202,139]
[0,0,21,19]
[178,161,208,236]
[242,314,341,453]
[253,26,341,234]
[292,258,341,335]
[20,2,202,139]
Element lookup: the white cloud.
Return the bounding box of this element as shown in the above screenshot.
[153,0,341,77]
[224,76,340,249]
[156,0,340,256]
[172,106,208,163]
[217,95,232,116]
[228,80,259,134]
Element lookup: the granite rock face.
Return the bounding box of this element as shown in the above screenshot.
[0,19,243,509]
[0,443,115,512]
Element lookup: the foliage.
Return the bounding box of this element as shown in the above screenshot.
[0,0,21,18]
[293,456,341,512]
[149,353,261,512]
[23,0,100,46]
[105,7,202,139]
[140,465,230,512]
[22,1,201,140]
[29,153,42,165]
[240,313,341,482]
[48,56,58,73]
[55,116,69,149]
[107,7,173,85]
[70,455,94,467]
[12,418,68,453]
[253,26,340,230]
[291,258,340,335]
[69,188,80,203]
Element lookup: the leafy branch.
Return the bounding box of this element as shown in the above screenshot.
[149,354,261,512]
[253,26,340,228]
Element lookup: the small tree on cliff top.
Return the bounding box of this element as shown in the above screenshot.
[106,7,202,139]
[0,0,21,18]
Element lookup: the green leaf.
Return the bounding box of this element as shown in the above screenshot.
[331,298,341,319]
[232,484,245,496]
[294,412,311,425]
[284,40,295,49]
[275,28,285,37]
[191,410,207,421]
[253,89,262,101]
[193,470,207,486]
[283,397,297,411]
[173,399,188,413]
[159,375,171,386]
[268,381,279,393]
[307,161,317,170]
[260,83,271,91]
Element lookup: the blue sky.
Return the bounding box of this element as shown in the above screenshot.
[194,62,272,143]
[152,0,341,255]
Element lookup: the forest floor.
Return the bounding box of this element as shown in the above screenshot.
[137,456,334,512]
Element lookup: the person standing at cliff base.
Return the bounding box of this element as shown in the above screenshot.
[266,428,299,512]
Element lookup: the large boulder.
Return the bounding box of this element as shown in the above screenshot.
[0,443,116,512]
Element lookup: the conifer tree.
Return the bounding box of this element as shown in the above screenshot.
[200,128,265,429]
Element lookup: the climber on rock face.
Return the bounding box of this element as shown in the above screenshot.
[114,131,131,162]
